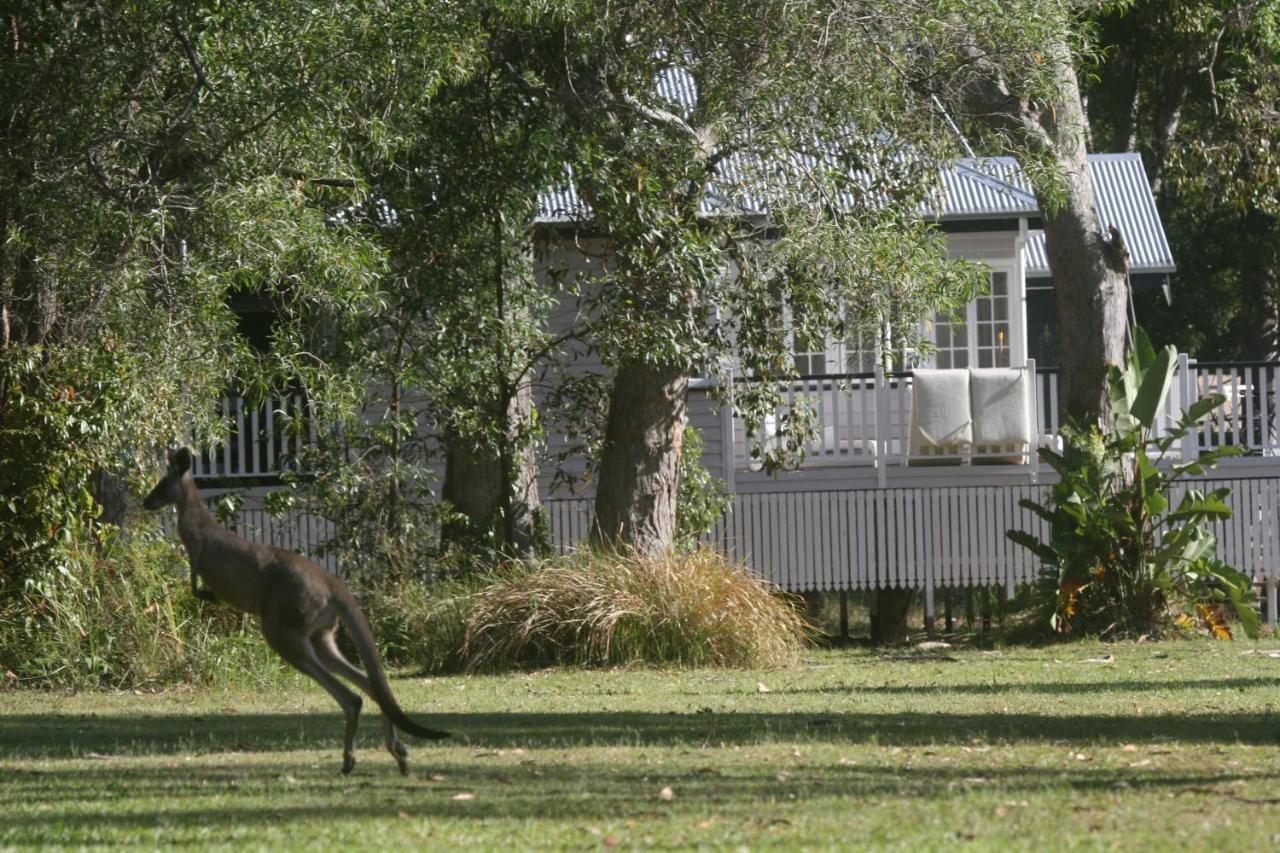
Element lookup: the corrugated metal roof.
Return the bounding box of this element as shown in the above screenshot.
[539,152,1175,275]
[941,153,1174,275]
[535,63,1173,274]
[932,158,1038,217]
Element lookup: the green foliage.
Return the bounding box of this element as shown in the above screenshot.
[675,426,731,553]
[1086,1,1280,360]
[0,530,284,690]
[463,549,810,670]
[1008,328,1256,638]
[355,570,486,675]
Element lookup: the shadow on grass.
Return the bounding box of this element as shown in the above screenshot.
[3,706,1278,760]
[777,676,1280,697]
[1,753,1277,842]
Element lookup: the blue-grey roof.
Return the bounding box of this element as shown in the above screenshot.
[939,153,1174,275]
[539,151,1174,275]
[535,63,1173,275]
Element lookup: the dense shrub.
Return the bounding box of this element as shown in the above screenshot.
[463,549,810,670]
[0,529,285,690]
[675,427,732,553]
[1009,329,1258,639]
[357,572,484,675]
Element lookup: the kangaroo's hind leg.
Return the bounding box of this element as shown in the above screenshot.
[265,624,364,774]
[312,628,409,775]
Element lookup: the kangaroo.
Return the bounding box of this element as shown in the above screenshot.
[143,447,448,774]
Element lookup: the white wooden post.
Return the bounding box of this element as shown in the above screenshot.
[720,386,737,496]
[1179,353,1197,461]
[1026,358,1038,483]
[875,366,889,488]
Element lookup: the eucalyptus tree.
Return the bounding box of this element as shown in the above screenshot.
[878,0,1130,426]
[0,2,448,583]
[1086,0,1280,360]
[511,0,985,555]
[295,5,585,563]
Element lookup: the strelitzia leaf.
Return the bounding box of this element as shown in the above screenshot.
[1131,345,1176,429]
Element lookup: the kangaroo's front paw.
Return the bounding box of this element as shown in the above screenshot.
[342,751,356,775]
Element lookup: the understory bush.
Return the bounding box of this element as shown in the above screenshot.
[0,530,285,690]
[357,572,485,675]
[463,549,810,670]
[1009,329,1258,640]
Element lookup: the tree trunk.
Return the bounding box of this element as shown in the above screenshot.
[871,587,915,646]
[591,360,688,556]
[1036,40,1129,427]
[504,375,544,556]
[959,28,1129,428]
[1042,189,1128,426]
[89,466,130,529]
[440,377,543,557]
[441,429,504,549]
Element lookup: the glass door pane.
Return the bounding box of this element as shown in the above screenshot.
[974,271,1011,368]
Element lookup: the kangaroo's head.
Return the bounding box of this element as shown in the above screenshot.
[143,448,194,510]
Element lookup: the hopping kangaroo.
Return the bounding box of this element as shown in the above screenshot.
[143,448,448,774]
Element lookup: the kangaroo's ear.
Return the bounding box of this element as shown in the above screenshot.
[171,447,192,474]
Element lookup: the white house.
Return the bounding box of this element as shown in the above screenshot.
[193,150,1280,623]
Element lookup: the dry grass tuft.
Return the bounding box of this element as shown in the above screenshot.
[464,548,809,670]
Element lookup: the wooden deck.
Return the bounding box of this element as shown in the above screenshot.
[192,358,1280,620]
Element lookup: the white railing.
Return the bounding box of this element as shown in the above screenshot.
[730,355,1280,475]
[193,392,315,480]
[1183,361,1280,457]
[731,364,1044,475]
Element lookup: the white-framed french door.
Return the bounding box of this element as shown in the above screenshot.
[930,265,1017,369]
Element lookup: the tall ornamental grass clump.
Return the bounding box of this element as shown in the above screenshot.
[463,549,809,670]
[0,532,286,690]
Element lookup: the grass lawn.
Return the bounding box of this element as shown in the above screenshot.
[3,639,1280,849]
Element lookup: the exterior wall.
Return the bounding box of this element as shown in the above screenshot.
[539,472,1280,600]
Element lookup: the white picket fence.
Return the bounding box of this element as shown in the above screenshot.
[540,477,1280,622]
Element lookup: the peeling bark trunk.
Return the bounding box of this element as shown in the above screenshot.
[591,360,688,556]
[870,587,915,646]
[441,376,543,557]
[1040,55,1129,428]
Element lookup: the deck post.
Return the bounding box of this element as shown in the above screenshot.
[875,366,889,489]
[1268,580,1278,628]
[1026,358,1038,483]
[719,386,736,496]
[1179,353,1197,460]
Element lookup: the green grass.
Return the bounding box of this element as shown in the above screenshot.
[3,639,1280,849]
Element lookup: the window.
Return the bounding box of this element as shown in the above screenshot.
[932,306,969,369]
[975,271,1012,367]
[843,329,879,374]
[930,269,1013,369]
[792,330,828,376]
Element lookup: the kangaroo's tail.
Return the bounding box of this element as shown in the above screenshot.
[332,585,450,740]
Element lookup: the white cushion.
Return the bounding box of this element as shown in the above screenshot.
[970,367,1032,447]
[910,369,972,453]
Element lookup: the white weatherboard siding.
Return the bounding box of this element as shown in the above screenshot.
[540,475,1280,596]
